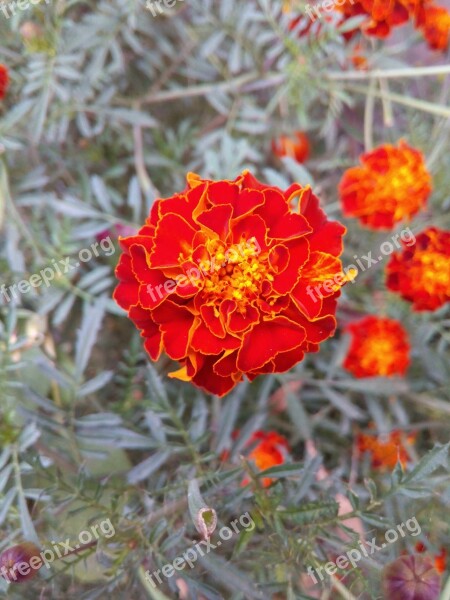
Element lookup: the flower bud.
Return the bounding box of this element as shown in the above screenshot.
[382,554,442,600]
[0,542,42,584]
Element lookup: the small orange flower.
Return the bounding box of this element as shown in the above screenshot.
[357,429,416,469]
[351,44,369,70]
[339,141,432,230]
[246,431,289,487]
[343,316,410,378]
[386,227,450,311]
[416,3,450,50]
[415,543,448,574]
[272,131,310,163]
[0,64,9,100]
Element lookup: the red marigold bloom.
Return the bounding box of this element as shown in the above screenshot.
[272,131,310,164]
[386,227,450,312]
[343,316,410,378]
[339,142,432,230]
[246,431,289,487]
[416,3,450,50]
[357,429,416,469]
[337,0,410,38]
[0,64,9,100]
[114,171,347,396]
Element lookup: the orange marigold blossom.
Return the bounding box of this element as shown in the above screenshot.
[386,227,450,312]
[336,0,450,51]
[415,543,448,574]
[245,431,290,487]
[343,316,410,378]
[272,131,310,164]
[114,171,347,396]
[339,141,432,230]
[0,64,9,100]
[415,3,450,50]
[357,429,416,469]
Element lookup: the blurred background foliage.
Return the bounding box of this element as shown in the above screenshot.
[0,0,449,598]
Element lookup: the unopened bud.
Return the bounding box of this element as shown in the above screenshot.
[0,542,42,584]
[382,554,442,600]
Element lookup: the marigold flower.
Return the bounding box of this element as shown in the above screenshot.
[415,543,447,574]
[272,131,310,163]
[246,431,290,487]
[382,554,442,600]
[337,0,410,38]
[339,142,432,230]
[337,0,450,50]
[343,316,410,378]
[0,542,42,583]
[114,171,347,396]
[357,429,415,469]
[0,64,9,100]
[386,227,450,311]
[416,3,450,50]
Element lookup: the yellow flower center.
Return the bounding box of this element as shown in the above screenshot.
[360,337,396,375]
[416,251,450,294]
[200,237,273,305]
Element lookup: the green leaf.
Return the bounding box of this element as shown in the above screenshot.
[403,443,449,484]
[277,501,339,526]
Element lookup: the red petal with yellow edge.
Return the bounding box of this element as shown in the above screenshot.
[206,181,240,205]
[192,356,240,396]
[191,320,240,354]
[237,316,306,372]
[213,350,239,377]
[196,203,233,240]
[221,300,260,334]
[232,189,265,218]
[150,214,197,267]
[113,281,139,310]
[271,239,309,295]
[151,301,196,360]
[200,304,225,338]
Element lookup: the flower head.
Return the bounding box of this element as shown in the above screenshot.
[386,227,450,311]
[336,0,450,50]
[357,429,415,469]
[114,171,347,396]
[416,3,450,50]
[382,554,442,600]
[415,543,448,574]
[343,316,410,378]
[339,142,432,230]
[0,64,9,100]
[337,0,410,38]
[272,131,310,163]
[246,431,290,487]
[0,542,42,583]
